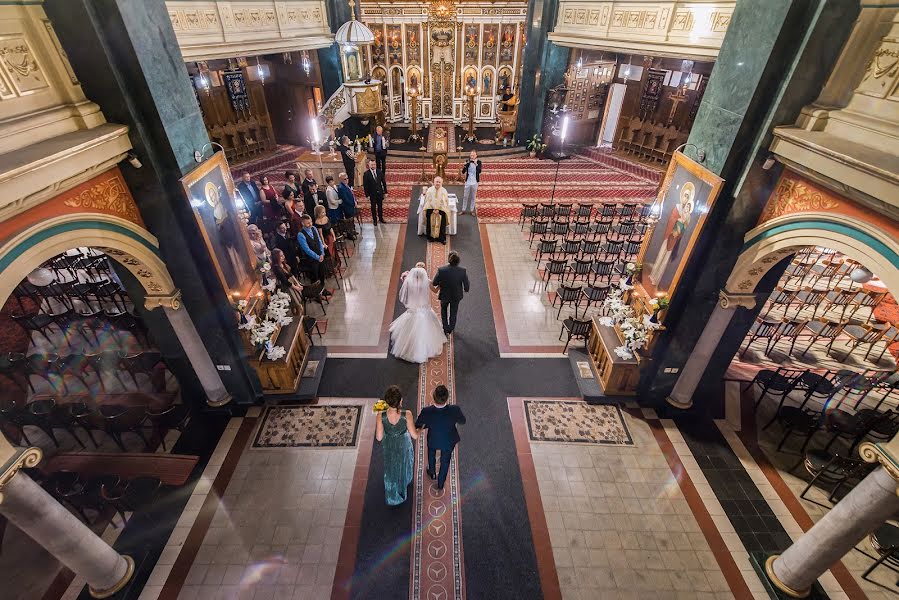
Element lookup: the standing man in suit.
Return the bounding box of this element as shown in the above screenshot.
[236,172,263,224]
[370,125,389,177]
[415,385,465,490]
[362,159,387,225]
[460,150,482,216]
[300,169,317,214]
[431,250,470,336]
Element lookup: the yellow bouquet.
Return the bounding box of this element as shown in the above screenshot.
[372,399,388,413]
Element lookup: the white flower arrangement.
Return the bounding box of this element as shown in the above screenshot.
[265,291,294,326]
[238,314,256,331]
[258,261,271,273]
[250,319,277,346]
[600,285,654,359]
[265,345,286,360]
[261,278,276,293]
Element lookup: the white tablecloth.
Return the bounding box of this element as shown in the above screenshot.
[417,193,458,236]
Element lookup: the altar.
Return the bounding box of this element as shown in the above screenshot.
[416,192,458,235]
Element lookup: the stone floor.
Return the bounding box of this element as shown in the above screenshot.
[484,224,571,351]
[139,399,374,600]
[316,223,401,354]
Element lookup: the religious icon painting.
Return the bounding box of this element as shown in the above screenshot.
[180,152,257,297]
[639,151,724,300]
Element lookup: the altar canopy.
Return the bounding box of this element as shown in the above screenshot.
[359,0,527,125]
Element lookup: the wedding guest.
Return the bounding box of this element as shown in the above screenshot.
[271,221,298,272]
[313,205,339,268]
[271,248,304,307]
[296,214,333,296]
[415,385,465,490]
[363,159,387,225]
[306,182,327,216]
[337,172,357,220]
[337,136,357,185]
[460,150,482,216]
[286,196,304,236]
[283,172,301,202]
[246,224,270,264]
[375,385,417,506]
[237,172,263,223]
[324,175,342,223]
[259,175,280,232]
[370,125,389,175]
[337,172,358,240]
[301,169,317,212]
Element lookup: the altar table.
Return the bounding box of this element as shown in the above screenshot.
[417,193,458,236]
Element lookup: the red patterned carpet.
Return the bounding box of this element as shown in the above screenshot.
[237,148,662,223]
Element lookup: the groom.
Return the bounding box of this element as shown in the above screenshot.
[431,250,470,335]
[415,385,466,490]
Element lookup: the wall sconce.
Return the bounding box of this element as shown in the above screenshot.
[301,51,311,76]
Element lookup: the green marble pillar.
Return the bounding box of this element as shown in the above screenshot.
[517,0,569,142]
[641,0,860,407]
[45,0,261,403]
[318,0,352,99]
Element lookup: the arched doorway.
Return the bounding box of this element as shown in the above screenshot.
[0,211,232,411]
[667,188,899,410]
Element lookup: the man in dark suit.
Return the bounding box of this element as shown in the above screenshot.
[300,169,316,214]
[431,250,470,335]
[415,385,466,490]
[369,125,389,176]
[236,172,263,224]
[362,159,387,225]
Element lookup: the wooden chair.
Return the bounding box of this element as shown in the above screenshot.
[741,317,781,357]
[580,284,611,318]
[528,219,550,247]
[801,320,845,357]
[541,259,569,290]
[518,204,538,229]
[552,285,582,319]
[842,323,888,361]
[560,318,592,353]
[535,238,558,263]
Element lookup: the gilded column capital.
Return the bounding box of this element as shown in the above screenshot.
[144,289,182,311]
[0,437,43,504]
[859,439,899,495]
[718,289,757,310]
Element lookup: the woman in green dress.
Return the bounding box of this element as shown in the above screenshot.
[375,386,417,506]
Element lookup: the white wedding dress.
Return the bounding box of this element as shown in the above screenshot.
[389,267,447,363]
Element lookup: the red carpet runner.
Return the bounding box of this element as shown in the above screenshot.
[410,239,465,600]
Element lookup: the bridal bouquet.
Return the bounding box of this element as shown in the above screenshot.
[372,399,388,413]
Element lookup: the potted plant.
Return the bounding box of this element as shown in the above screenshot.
[526,134,546,158]
[649,295,670,324]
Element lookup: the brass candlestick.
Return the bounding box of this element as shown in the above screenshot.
[464,85,477,142]
[407,87,424,148]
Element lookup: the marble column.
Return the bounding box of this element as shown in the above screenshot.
[0,460,133,598]
[318,0,351,99]
[147,291,232,407]
[667,290,758,409]
[767,462,899,597]
[517,0,568,141]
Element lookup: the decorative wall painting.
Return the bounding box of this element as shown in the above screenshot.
[387,24,402,65]
[640,151,724,299]
[181,152,257,296]
[464,24,479,62]
[483,25,498,65]
[223,69,250,113]
[499,24,515,64]
[371,25,385,65]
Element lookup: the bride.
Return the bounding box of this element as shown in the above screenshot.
[389,262,447,363]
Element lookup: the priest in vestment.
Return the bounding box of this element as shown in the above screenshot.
[423,176,450,244]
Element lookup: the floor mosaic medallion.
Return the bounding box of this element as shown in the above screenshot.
[253,405,362,448]
[524,400,634,445]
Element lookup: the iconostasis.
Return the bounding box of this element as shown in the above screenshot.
[359,0,527,125]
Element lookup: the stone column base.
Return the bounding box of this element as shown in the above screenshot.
[666,395,693,409]
[89,555,135,599]
[765,555,810,598]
